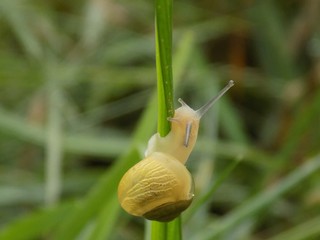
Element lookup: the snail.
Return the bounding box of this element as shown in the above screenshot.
[118,80,234,222]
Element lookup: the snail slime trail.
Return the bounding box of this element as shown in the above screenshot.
[118,80,234,222]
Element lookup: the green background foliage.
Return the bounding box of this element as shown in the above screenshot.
[0,0,320,239]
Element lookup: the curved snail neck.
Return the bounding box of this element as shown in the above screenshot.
[196,80,234,118]
[174,80,234,149]
[146,80,235,164]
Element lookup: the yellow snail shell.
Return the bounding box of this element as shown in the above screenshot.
[118,152,194,222]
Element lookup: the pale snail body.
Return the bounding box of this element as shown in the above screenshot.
[145,100,200,165]
[118,80,234,222]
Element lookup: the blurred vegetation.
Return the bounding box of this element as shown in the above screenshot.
[0,0,320,239]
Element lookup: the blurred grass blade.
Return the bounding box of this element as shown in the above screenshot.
[220,97,250,144]
[0,203,71,240]
[0,0,42,58]
[54,147,142,240]
[87,195,119,240]
[277,89,320,162]
[267,215,320,240]
[172,31,194,83]
[0,103,155,240]
[45,65,64,206]
[0,107,129,158]
[184,159,240,222]
[191,154,320,239]
[82,0,108,49]
[248,0,296,81]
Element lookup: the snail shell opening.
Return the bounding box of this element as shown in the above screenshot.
[118,152,194,222]
[143,198,193,222]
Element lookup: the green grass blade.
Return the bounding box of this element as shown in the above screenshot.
[167,217,182,239]
[153,0,179,238]
[0,203,72,240]
[53,147,141,240]
[155,0,174,136]
[191,154,320,239]
[219,97,250,144]
[267,215,320,240]
[0,106,129,158]
[183,159,240,222]
[0,98,158,240]
[45,65,64,206]
[87,195,119,240]
[151,221,167,240]
[277,89,320,162]
[248,0,296,81]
